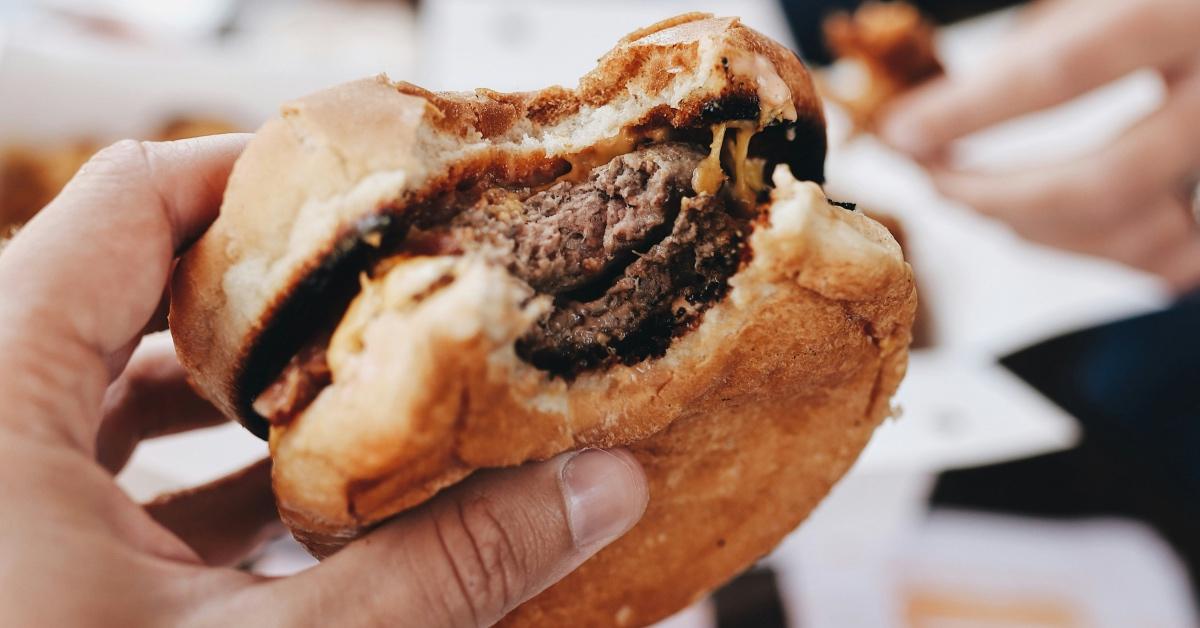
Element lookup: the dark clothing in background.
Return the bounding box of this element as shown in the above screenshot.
[781,0,1025,64]
[1001,292,1200,502]
[937,292,1200,601]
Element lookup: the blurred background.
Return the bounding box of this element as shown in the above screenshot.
[1,1,1196,626]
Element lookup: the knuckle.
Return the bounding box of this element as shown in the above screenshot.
[433,494,528,620]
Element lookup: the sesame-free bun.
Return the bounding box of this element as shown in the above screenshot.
[170,13,914,627]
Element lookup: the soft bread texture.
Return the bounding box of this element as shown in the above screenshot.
[170,13,915,628]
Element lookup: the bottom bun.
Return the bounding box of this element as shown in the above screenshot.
[269,168,916,626]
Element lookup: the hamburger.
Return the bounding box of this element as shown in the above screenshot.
[169,13,916,627]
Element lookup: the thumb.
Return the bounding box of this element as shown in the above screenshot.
[258,449,648,627]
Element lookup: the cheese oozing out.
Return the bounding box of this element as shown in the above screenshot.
[691,122,769,206]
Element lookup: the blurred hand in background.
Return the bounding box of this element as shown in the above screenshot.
[0,136,647,626]
[882,0,1200,292]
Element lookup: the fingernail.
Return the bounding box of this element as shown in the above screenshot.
[560,449,647,548]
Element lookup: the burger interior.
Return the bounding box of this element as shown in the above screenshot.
[250,117,827,426]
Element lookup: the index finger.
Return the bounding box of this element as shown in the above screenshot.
[0,134,249,449]
[881,0,1200,157]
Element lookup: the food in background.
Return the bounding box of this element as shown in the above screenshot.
[154,117,239,142]
[821,1,943,132]
[1,142,98,238]
[0,117,239,238]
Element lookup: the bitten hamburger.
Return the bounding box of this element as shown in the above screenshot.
[169,13,915,627]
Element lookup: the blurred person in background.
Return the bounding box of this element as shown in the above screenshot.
[882,0,1200,292]
[791,0,1200,292]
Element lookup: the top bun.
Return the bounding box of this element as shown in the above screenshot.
[170,13,826,436]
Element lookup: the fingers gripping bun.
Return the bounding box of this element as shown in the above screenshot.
[170,14,914,627]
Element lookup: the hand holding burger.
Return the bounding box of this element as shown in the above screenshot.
[0,135,648,626]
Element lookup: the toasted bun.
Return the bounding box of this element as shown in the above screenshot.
[170,14,914,627]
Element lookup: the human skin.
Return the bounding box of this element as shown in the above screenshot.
[0,135,648,627]
[882,0,1200,291]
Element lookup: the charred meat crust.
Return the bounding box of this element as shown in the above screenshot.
[237,213,400,439]
[253,331,333,425]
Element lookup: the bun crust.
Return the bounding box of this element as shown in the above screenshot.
[170,14,914,627]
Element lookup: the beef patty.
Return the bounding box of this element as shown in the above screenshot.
[254,142,748,423]
[516,194,742,375]
[435,142,745,375]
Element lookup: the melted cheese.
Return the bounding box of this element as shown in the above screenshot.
[560,127,672,184]
[728,124,767,206]
[551,122,767,207]
[692,122,768,206]
[691,123,728,196]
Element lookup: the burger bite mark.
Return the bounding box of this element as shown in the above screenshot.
[253,125,774,426]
